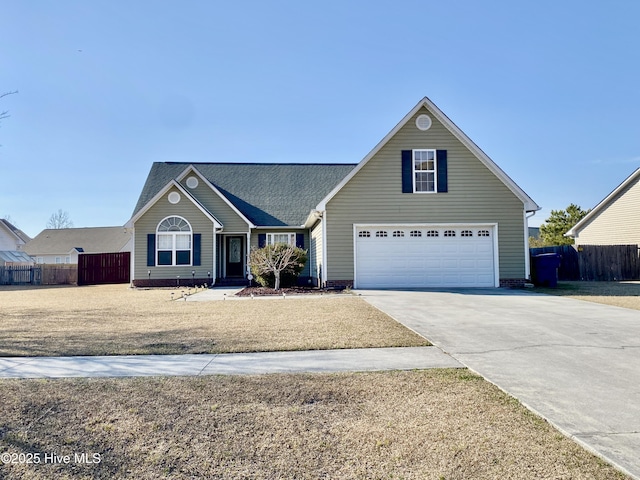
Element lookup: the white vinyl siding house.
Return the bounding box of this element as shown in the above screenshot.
[0,219,31,251]
[567,168,640,246]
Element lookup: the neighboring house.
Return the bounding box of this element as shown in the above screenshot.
[24,227,133,264]
[0,219,31,251]
[566,168,640,245]
[128,97,539,289]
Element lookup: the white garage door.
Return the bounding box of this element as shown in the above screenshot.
[355,225,496,288]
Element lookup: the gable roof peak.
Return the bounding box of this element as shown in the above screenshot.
[566,167,640,237]
[316,96,540,212]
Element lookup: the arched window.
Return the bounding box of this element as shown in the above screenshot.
[157,216,192,266]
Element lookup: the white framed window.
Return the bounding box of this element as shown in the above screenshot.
[375,231,388,238]
[267,233,296,246]
[392,230,405,237]
[358,231,371,238]
[55,257,61,264]
[478,230,490,237]
[157,216,192,266]
[461,230,473,237]
[413,149,437,193]
[36,257,44,264]
[64,256,71,264]
[444,230,456,237]
[410,230,422,237]
[426,230,439,237]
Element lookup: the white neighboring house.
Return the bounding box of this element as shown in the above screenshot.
[0,219,31,251]
[24,227,133,264]
[566,168,640,245]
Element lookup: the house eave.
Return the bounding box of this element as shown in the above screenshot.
[252,225,307,230]
[303,210,323,229]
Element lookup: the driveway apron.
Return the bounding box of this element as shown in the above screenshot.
[359,288,640,479]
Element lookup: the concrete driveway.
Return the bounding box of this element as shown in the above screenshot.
[358,288,640,479]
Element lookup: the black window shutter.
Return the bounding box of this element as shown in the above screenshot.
[258,234,266,248]
[436,150,448,193]
[296,233,304,249]
[193,234,201,266]
[401,150,413,193]
[147,234,155,267]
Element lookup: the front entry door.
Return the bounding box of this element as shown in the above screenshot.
[225,236,244,277]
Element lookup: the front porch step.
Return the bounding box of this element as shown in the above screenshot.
[215,278,249,287]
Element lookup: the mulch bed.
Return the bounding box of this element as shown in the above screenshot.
[236,286,345,296]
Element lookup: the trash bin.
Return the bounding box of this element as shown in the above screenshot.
[532,253,561,288]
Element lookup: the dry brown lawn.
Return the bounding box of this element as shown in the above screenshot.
[0,284,428,357]
[0,370,627,480]
[536,281,640,310]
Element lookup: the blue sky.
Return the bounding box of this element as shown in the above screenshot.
[2,1,639,237]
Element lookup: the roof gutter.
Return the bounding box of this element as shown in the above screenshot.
[303,210,324,229]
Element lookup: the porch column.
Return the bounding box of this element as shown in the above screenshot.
[212,227,217,286]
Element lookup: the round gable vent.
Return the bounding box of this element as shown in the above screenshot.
[168,192,181,204]
[415,114,432,131]
[186,176,199,189]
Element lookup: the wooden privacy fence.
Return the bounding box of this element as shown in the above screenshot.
[0,266,42,285]
[0,265,77,285]
[530,244,640,281]
[42,265,77,285]
[78,252,130,286]
[577,245,640,281]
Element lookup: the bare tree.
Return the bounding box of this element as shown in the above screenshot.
[249,244,307,290]
[46,209,74,229]
[0,90,18,123]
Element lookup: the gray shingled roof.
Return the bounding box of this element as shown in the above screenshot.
[132,163,357,226]
[24,227,132,255]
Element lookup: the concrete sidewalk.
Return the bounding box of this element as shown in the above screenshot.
[0,346,461,378]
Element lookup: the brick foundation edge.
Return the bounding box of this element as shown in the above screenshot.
[326,279,526,288]
[499,278,527,288]
[326,280,353,289]
[133,278,212,288]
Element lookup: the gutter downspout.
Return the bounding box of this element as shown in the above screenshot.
[321,211,328,288]
[246,230,251,284]
[130,227,135,287]
[525,210,536,281]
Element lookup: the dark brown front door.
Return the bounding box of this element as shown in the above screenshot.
[225,236,244,277]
